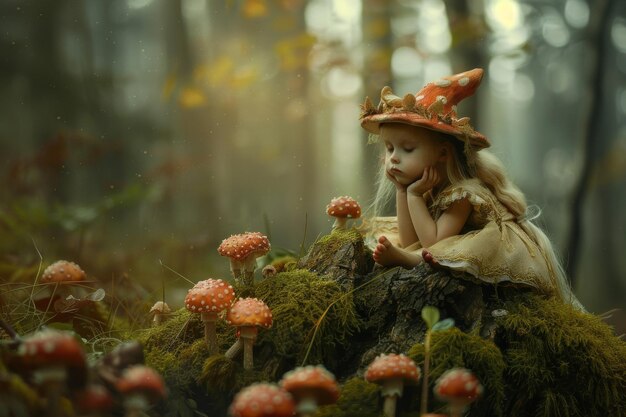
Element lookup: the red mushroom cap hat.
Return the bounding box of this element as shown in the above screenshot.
[116,365,167,402]
[280,365,340,406]
[185,278,235,314]
[226,298,273,329]
[41,260,86,283]
[229,383,296,417]
[218,232,271,261]
[360,68,489,150]
[326,196,362,219]
[434,367,483,404]
[365,353,421,384]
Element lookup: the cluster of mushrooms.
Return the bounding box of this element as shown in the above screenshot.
[2,327,166,417]
[227,354,482,417]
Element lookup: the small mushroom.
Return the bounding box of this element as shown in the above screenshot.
[149,301,171,326]
[261,264,277,279]
[95,341,145,388]
[326,196,361,230]
[18,329,87,417]
[280,365,340,417]
[185,278,235,355]
[116,365,166,417]
[218,232,271,287]
[365,353,420,417]
[40,260,87,302]
[41,260,86,283]
[434,368,483,417]
[229,383,296,417]
[225,298,272,370]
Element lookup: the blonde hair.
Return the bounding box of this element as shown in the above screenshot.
[364,126,583,309]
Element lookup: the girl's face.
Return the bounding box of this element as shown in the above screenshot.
[380,123,445,185]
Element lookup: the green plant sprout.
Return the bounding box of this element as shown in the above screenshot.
[420,306,454,416]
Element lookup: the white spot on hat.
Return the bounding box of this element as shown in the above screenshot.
[436,95,447,103]
[458,77,470,86]
[435,79,451,87]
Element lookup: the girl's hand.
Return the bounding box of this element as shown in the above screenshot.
[407,166,440,196]
[385,169,407,192]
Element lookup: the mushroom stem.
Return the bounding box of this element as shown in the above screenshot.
[382,395,398,417]
[332,218,347,231]
[152,313,163,326]
[201,312,219,355]
[225,339,242,359]
[240,327,257,371]
[295,396,318,417]
[228,260,243,283]
[123,393,149,417]
[35,367,66,417]
[448,402,466,417]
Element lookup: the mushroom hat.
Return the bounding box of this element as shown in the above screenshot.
[360,68,489,150]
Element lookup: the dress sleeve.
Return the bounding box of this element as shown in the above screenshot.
[433,179,487,212]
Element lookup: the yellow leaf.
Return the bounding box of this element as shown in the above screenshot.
[178,87,207,108]
[207,56,235,87]
[162,73,177,101]
[242,0,268,19]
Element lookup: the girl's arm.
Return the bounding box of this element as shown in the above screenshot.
[407,167,472,247]
[386,171,419,247]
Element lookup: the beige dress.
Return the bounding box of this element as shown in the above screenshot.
[364,179,559,295]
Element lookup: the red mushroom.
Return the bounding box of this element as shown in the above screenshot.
[116,365,166,417]
[39,260,87,304]
[149,301,171,326]
[41,260,86,283]
[229,383,296,417]
[185,278,235,355]
[280,365,339,417]
[225,298,272,370]
[434,368,483,417]
[326,196,361,230]
[365,353,420,417]
[218,232,271,287]
[18,329,86,417]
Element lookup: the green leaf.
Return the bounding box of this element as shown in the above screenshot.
[421,306,440,330]
[432,317,455,332]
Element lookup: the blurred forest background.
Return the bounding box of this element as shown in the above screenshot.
[1,0,625,322]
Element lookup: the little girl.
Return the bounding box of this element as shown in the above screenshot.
[359,68,582,309]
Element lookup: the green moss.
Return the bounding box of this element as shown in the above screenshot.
[496,293,626,417]
[314,228,363,253]
[270,255,298,273]
[254,268,361,367]
[316,377,382,417]
[407,328,506,417]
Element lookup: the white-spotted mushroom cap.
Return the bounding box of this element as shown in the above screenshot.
[229,383,296,417]
[150,301,171,315]
[218,232,271,261]
[41,260,86,283]
[185,279,235,315]
[434,368,483,405]
[365,353,421,386]
[116,365,167,403]
[326,196,362,220]
[226,298,273,329]
[18,329,86,370]
[280,365,340,406]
